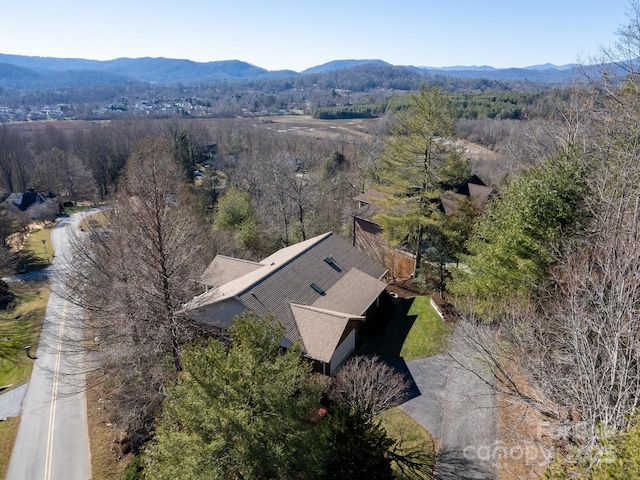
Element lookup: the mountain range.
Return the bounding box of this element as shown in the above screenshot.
[0,53,582,90]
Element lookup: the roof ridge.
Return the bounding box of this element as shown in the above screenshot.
[197,232,335,302]
[240,232,333,293]
[215,255,262,266]
[290,303,365,320]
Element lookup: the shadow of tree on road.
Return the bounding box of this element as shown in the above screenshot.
[436,448,495,480]
[383,356,421,402]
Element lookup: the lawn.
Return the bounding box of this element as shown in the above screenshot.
[379,407,436,479]
[374,296,452,361]
[0,282,49,387]
[0,417,20,478]
[20,225,54,271]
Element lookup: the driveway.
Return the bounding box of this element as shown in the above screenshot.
[399,322,497,480]
[0,384,28,418]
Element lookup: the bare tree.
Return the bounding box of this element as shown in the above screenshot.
[65,136,213,442]
[329,355,410,417]
[0,125,31,193]
[453,93,640,457]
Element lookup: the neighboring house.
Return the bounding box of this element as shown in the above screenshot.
[352,190,416,280]
[353,175,494,280]
[186,232,388,375]
[3,188,58,213]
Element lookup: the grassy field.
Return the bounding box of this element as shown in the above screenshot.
[379,407,436,479]
[0,417,20,478]
[374,296,453,360]
[0,282,49,387]
[20,226,54,271]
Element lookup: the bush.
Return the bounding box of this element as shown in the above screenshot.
[122,455,144,480]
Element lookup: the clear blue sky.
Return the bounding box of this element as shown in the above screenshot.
[0,0,631,71]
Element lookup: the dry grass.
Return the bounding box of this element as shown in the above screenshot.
[79,211,109,232]
[0,417,20,478]
[86,373,133,480]
[497,366,555,479]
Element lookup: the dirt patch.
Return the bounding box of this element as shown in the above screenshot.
[386,279,430,299]
[496,366,555,479]
[86,373,133,480]
[6,222,50,253]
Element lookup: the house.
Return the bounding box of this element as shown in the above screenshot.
[352,190,415,280]
[186,232,388,375]
[4,188,57,212]
[353,176,494,279]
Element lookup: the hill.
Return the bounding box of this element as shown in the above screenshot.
[301,59,391,74]
[0,53,586,91]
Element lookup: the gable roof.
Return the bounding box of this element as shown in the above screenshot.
[311,268,386,316]
[291,304,363,363]
[200,255,262,289]
[5,189,56,212]
[354,175,494,219]
[186,232,387,358]
[440,192,468,216]
[468,183,494,210]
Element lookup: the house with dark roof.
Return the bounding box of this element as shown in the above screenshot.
[353,176,494,280]
[4,188,57,213]
[186,232,387,375]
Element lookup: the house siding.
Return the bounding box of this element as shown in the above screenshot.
[354,217,414,280]
[329,328,355,375]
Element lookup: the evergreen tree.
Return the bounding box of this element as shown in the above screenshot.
[449,147,588,319]
[144,314,325,480]
[374,85,470,274]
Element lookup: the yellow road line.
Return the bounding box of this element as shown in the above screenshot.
[44,301,68,480]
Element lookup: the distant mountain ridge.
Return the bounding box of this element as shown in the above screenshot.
[0,53,584,90]
[301,59,392,74]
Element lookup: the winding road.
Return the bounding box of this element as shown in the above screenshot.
[7,213,92,480]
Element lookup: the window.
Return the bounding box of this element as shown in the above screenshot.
[324,256,342,272]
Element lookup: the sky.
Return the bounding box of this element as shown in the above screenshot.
[0,0,631,72]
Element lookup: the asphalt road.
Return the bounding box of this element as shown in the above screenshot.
[7,213,92,480]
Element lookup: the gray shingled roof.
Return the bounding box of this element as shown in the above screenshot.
[186,232,387,356]
[292,304,363,363]
[200,255,262,288]
[311,268,386,316]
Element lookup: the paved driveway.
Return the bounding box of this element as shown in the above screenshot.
[0,384,28,418]
[398,323,497,480]
[398,353,448,439]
